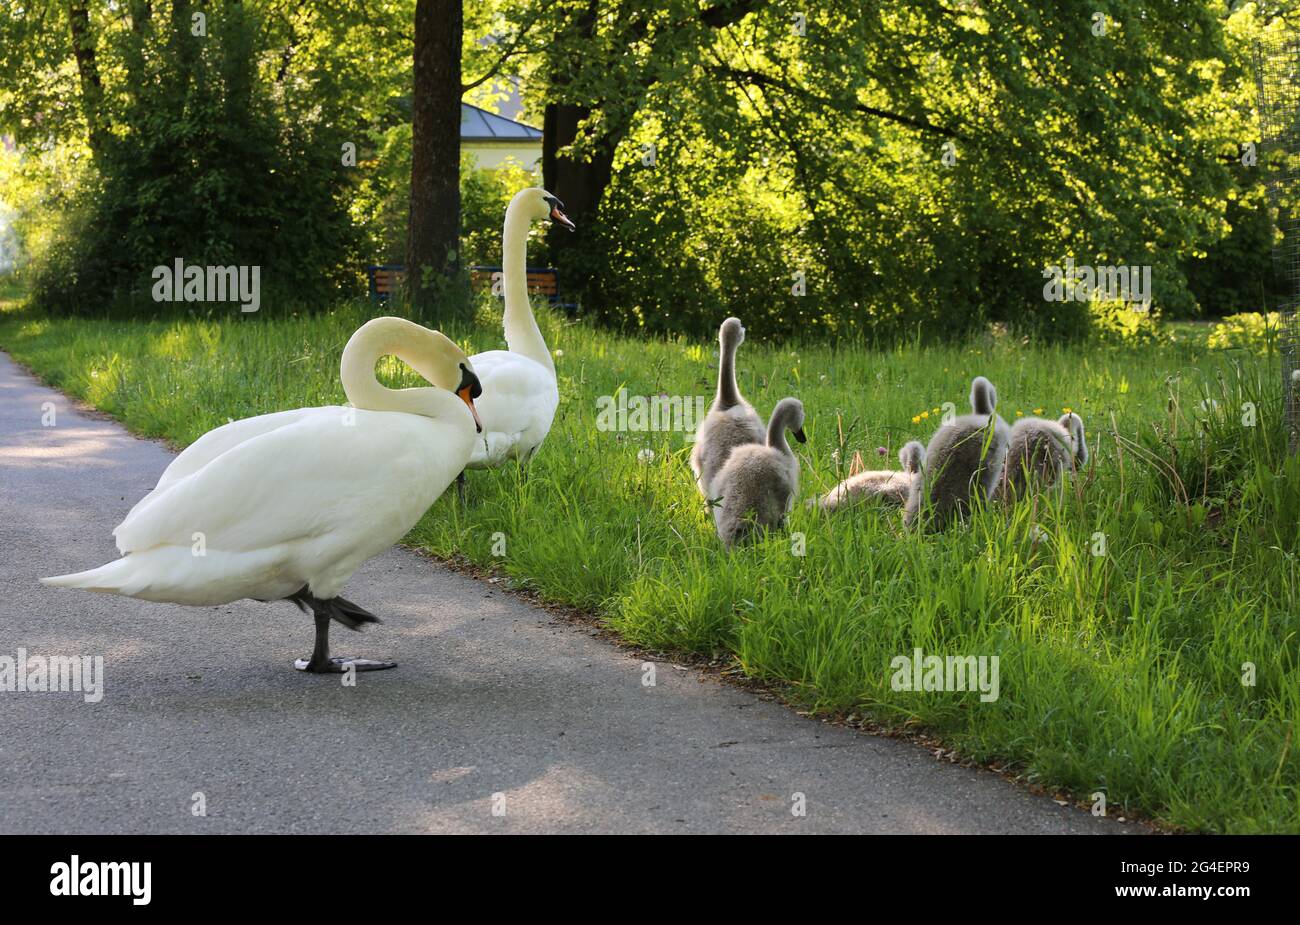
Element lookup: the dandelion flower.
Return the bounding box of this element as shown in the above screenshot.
[932,407,940,414]
[912,415,921,424]
[1063,406,1072,414]
[1016,410,1024,417]
[1033,407,1043,415]
[921,411,930,419]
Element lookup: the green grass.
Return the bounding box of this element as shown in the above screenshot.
[2,295,1297,832]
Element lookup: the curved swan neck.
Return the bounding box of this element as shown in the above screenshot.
[767,407,792,456]
[503,195,556,378]
[340,318,460,419]
[717,332,742,409]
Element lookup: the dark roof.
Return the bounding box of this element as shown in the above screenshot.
[461,103,542,142]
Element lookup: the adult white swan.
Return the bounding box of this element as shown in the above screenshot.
[462,187,573,480]
[42,317,483,673]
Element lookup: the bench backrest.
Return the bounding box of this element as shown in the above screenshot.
[367,264,405,300]
[469,266,559,298]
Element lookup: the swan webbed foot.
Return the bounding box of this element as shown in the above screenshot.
[294,656,397,673]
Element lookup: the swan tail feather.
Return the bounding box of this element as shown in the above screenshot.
[41,558,138,593]
[285,587,380,631]
[329,596,380,631]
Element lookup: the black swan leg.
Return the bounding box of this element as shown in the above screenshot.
[287,589,396,673]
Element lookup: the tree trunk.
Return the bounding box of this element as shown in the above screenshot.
[540,2,761,295]
[540,1,615,298]
[407,0,463,315]
[542,103,615,228]
[67,2,107,160]
[168,0,198,96]
[122,1,153,97]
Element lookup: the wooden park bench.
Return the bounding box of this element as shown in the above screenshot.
[366,264,406,301]
[468,265,562,303]
[367,264,572,310]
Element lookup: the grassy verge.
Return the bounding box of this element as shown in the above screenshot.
[1,297,1296,832]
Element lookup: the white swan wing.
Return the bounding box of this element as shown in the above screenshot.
[467,350,559,467]
[114,410,464,557]
[153,408,326,488]
[120,407,330,534]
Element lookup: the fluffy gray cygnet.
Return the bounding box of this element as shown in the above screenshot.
[709,397,805,549]
[690,317,765,497]
[996,412,1088,502]
[817,440,926,512]
[905,376,1009,531]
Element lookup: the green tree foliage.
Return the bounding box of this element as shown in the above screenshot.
[0,1,413,314]
[519,0,1281,338]
[0,0,1290,336]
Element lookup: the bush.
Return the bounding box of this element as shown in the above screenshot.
[20,5,362,317]
[461,160,542,268]
[1207,312,1283,355]
[1089,299,1166,347]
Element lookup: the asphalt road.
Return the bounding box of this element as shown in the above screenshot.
[0,351,1130,834]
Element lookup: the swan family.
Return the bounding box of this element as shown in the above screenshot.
[696,318,1087,544]
[43,186,1087,672]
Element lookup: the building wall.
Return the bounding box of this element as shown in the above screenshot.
[463,142,542,174]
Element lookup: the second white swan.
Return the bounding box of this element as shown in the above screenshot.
[464,187,574,476]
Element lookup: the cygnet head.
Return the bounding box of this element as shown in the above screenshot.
[719,316,746,350]
[970,376,998,416]
[1058,412,1088,467]
[899,440,926,474]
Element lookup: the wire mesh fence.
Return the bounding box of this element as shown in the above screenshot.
[1254,36,1300,450]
